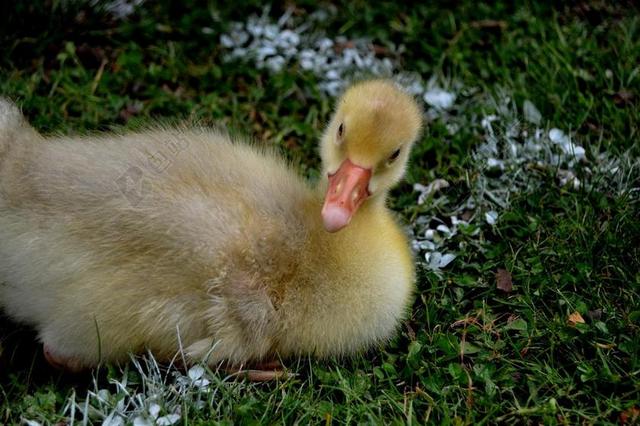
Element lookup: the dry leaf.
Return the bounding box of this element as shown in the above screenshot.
[469,19,508,31]
[620,406,640,424]
[567,311,585,326]
[496,268,513,292]
[613,90,634,106]
[405,321,416,341]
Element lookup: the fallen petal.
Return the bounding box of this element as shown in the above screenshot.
[438,253,456,268]
[149,403,161,419]
[424,88,456,109]
[485,211,499,225]
[188,365,205,381]
[157,414,181,426]
[523,100,542,125]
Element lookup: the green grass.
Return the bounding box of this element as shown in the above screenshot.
[1,1,639,424]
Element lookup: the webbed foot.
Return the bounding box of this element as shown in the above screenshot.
[43,344,87,373]
[228,359,288,382]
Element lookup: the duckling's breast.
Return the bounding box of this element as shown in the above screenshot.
[275,211,415,358]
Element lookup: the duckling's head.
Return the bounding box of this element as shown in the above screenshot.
[319,79,423,232]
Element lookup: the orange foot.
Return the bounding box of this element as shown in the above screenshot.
[43,344,87,373]
[228,359,288,382]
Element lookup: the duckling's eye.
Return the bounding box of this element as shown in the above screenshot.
[387,148,401,164]
[337,123,344,139]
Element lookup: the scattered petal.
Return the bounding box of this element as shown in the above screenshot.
[188,365,205,381]
[549,128,569,144]
[425,251,456,270]
[423,88,456,109]
[217,9,397,96]
[103,413,125,426]
[485,211,499,225]
[436,224,453,237]
[416,240,435,251]
[438,253,456,268]
[481,115,498,129]
[425,251,440,269]
[486,158,505,171]
[523,100,542,125]
[193,378,210,388]
[414,179,450,204]
[133,417,152,426]
[157,414,181,426]
[558,169,581,189]
[149,403,161,419]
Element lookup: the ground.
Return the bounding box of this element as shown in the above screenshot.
[0,1,639,424]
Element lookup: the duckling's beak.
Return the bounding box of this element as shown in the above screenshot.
[322,159,371,232]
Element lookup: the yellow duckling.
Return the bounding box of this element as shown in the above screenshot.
[0,80,422,379]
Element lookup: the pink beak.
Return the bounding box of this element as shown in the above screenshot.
[321,159,372,232]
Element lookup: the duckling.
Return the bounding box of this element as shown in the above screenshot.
[0,79,423,379]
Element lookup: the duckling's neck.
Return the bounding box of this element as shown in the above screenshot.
[308,186,408,274]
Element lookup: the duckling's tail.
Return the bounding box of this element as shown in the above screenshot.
[0,98,40,170]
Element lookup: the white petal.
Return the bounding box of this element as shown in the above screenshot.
[326,69,340,80]
[263,24,278,40]
[413,183,428,193]
[149,403,162,419]
[300,58,314,70]
[133,417,152,426]
[423,88,456,109]
[485,211,498,225]
[194,378,210,387]
[428,251,442,269]
[103,413,124,426]
[419,240,436,251]
[157,414,181,426]
[523,100,541,125]
[572,145,586,161]
[436,224,452,236]
[97,389,111,401]
[220,34,234,48]
[188,365,205,381]
[549,128,568,144]
[487,158,505,170]
[438,253,456,268]
[317,37,333,50]
[481,115,498,129]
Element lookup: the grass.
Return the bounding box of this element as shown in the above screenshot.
[1,1,639,424]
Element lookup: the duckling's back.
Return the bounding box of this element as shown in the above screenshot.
[0,117,317,364]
